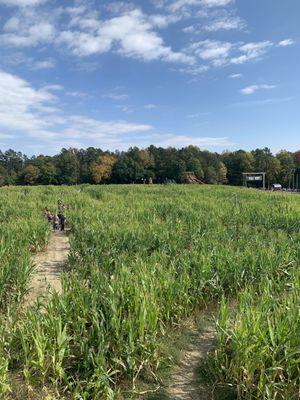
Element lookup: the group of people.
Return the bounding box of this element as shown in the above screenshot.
[43,207,66,231]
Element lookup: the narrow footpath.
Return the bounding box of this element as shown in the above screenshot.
[25,230,70,307]
[144,315,216,400]
[165,319,216,400]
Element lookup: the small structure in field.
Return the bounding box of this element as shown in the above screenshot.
[242,172,266,190]
[271,183,282,191]
[182,172,204,185]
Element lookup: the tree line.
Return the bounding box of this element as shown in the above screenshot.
[0,146,299,187]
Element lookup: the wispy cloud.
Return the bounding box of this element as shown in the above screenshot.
[104,93,129,101]
[0,133,14,138]
[183,15,245,34]
[240,84,276,95]
[184,39,275,69]
[186,39,233,66]
[115,104,133,113]
[0,0,46,6]
[187,112,209,118]
[230,41,272,64]
[204,15,245,32]
[144,104,158,109]
[228,73,243,79]
[0,51,56,70]
[42,84,63,91]
[0,69,153,147]
[168,0,233,13]
[228,97,294,108]
[0,1,294,76]
[137,133,231,148]
[66,91,89,98]
[278,38,294,47]
[31,59,55,69]
[1,11,56,47]
[0,6,193,65]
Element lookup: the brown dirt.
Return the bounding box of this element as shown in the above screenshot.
[25,230,70,307]
[165,318,216,400]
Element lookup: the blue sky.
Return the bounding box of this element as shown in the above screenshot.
[0,0,299,155]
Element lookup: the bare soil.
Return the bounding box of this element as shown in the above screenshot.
[25,230,70,307]
[165,319,216,400]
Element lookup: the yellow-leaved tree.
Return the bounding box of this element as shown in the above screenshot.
[91,154,117,184]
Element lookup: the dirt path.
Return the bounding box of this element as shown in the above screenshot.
[26,230,70,307]
[164,317,216,400]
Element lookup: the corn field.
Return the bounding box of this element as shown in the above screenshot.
[0,185,299,399]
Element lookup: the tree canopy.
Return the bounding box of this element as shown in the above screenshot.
[0,146,298,187]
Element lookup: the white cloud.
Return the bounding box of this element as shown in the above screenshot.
[182,25,196,33]
[168,0,233,12]
[228,97,294,108]
[0,52,56,70]
[177,64,209,75]
[201,0,233,6]
[0,5,210,67]
[0,133,14,138]
[1,10,56,47]
[228,73,243,79]
[0,1,292,76]
[187,112,209,118]
[278,38,294,47]
[187,40,232,66]
[186,40,275,68]
[115,104,133,113]
[104,93,129,100]
[0,70,56,135]
[138,133,231,148]
[230,41,272,64]
[104,2,136,15]
[32,59,55,69]
[0,70,153,147]
[66,91,89,98]
[58,9,194,64]
[204,15,245,31]
[240,84,276,95]
[144,104,158,109]
[0,0,46,6]
[148,13,181,28]
[61,116,151,139]
[42,84,64,91]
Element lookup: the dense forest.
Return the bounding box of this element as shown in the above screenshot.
[0,146,299,187]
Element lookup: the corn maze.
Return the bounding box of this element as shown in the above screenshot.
[0,185,299,399]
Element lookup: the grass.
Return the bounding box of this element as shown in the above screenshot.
[0,184,298,399]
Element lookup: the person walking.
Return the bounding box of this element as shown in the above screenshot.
[53,214,59,230]
[59,213,66,231]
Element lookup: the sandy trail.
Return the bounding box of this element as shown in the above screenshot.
[26,230,70,307]
[165,319,216,400]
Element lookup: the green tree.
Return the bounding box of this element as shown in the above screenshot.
[54,148,79,185]
[22,164,40,185]
[222,150,255,185]
[0,149,24,184]
[217,162,228,184]
[252,148,280,186]
[205,166,218,184]
[276,150,295,187]
[77,147,104,183]
[0,165,7,186]
[112,155,144,183]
